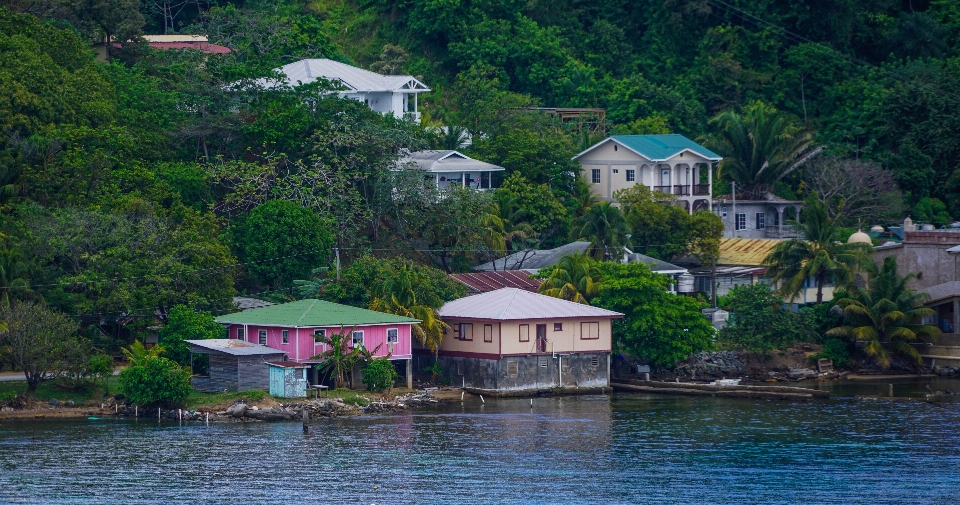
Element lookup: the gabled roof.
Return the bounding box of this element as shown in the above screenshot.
[624,251,687,274]
[399,150,504,173]
[475,242,592,271]
[214,299,419,327]
[439,288,622,321]
[186,339,285,356]
[270,59,430,93]
[450,271,542,293]
[574,134,722,162]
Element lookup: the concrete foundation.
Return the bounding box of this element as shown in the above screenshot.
[415,352,610,393]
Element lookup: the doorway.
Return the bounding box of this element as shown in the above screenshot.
[536,324,547,353]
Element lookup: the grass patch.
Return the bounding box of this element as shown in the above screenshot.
[0,376,120,405]
[185,389,269,409]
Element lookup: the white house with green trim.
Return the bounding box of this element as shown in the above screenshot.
[573,134,722,213]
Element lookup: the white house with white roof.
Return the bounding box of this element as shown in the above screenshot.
[398,150,504,190]
[259,58,430,121]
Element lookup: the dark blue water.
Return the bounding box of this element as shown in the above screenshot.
[2,385,960,504]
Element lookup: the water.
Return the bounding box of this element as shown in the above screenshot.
[2,381,960,504]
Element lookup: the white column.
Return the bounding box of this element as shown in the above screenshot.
[708,163,713,211]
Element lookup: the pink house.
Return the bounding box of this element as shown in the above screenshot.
[215,299,420,389]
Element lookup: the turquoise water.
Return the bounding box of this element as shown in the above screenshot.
[1,382,959,504]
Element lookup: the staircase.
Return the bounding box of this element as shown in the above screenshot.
[914,334,960,368]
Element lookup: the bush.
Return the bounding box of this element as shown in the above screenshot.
[119,356,192,407]
[811,338,852,367]
[719,283,813,355]
[362,358,399,392]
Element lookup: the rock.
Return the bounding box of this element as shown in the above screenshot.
[226,403,248,418]
[65,400,75,407]
[48,398,60,407]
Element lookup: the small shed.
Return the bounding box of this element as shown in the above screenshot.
[268,361,310,398]
[186,339,285,392]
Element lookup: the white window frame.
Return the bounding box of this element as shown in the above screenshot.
[236,327,245,340]
[387,328,398,343]
[612,168,619,174]
[756,212,765,229]
[352,330,364,347]
[626,169,635,182]
[721,206,728,218]
[281,330,289,344]
[591,169,601,184]
[735,213,746,231]
[258,329,267,346]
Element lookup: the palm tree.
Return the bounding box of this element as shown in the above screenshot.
[763,197,870,303]
[312,327,362,389]
[827,257,940,367]
[710,101,819,200]
[573,201,631,261]
[571,178,600,218]
[537,252,602,304]
[369,264,450,356]
[0,243,35,307]
[122,340,166,367]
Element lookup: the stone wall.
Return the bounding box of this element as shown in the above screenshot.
[419,353,609,392]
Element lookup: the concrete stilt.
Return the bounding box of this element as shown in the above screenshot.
[406,358,413,390]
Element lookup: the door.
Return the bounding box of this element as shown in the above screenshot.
[660,168,670,186]
[536,324,547,353]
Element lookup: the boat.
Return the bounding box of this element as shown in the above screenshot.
[710,379,741,386]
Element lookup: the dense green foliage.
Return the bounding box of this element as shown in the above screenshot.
[719,283,812,355]
[0,302,86,391]
[361,358,400,392]
[593,262,714,367]
[536,252,601,304]
[118,353,192,407]
[158,305,225,367]
[828,257,941,367]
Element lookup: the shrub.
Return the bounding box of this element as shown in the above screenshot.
[119,356,192,407]
[719,283,812,355]
[362,358,399,392]
[811,338,852,367]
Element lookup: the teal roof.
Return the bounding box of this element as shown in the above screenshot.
[214,299,419,327]
[576,134,721,161]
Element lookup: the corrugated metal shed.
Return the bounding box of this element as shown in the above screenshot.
[717,238,784,266]
[438,288,623,321]
[450,271,542,293]
[214,299,419,327]
[186,339,286,356]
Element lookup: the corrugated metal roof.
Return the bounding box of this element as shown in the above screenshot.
[233,297,274,310]
[717,238,784,266]
[399,150,504,173]
[186,339,285,356]
[475,242,591,271]
[438,288,623,321]
[214,299,419,327]
[450,271,542,293]
[574,134,721,161]
[272,59,430,92]
[266,361,310,368]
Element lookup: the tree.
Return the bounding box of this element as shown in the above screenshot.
[369,262,450,356]
[572,201,630,261]
[231,200,334,289]
[536,252,601,304]
[718,283,811,356]
[0,302,83,391]
[318,257,466,310]
[59,0,146,61]
[122,339,164,366]
[312,327,364,389]
[158,305,225,367]
[0,242,36,307]
[828,257,941,368]
[710,102,818,200]
[361,357,399,392]
[802,156,904,226]
[593,262,714,368]
[494,173,569,248]
[763,197,870,304]
[417,187,503,273]
[118,352,191,406]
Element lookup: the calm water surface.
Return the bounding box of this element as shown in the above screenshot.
[1,380,960,504]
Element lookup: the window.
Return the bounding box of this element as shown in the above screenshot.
[580,322,600,340]
[626,170,635,182]
[483,324,493,343]
[387,328,398,343]
[519,324,530,342]
[459,323,473,341]
[236,327,245,340]
[352,331,364,347]
[313,329,326,338]
[735,213,746,231]
[507,361,518,377]
[591,169,601,184]
[612,169,619,174]
[721,206,728,218]
[258,329,267,345]
[772,212,780,226]
[282,330,289,344]
[756,213,765,229]
[554,323,563,331]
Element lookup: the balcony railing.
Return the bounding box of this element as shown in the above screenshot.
[674,185,690,196]
[653,185,671,193]
[693,184,711,195]
[765,224,801,239]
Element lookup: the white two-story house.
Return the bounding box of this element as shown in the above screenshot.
[573,134,721,213]
[259,58,430,121]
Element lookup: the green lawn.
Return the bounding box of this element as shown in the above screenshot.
[0,376,120,405]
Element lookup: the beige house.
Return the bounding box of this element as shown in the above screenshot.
[574,134,721,213]
[417,288,623,394]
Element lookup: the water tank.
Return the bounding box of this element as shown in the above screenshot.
[921,224,936,231]
[870,225,884,233]
[712,310,729,323]
[677,273,695,293]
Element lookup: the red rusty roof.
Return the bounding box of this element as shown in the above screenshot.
[148,41,232,54]
[450,271,542,293]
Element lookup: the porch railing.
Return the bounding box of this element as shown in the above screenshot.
[653,185,671,194]
[674,185,690,196]
[693,184,711,195]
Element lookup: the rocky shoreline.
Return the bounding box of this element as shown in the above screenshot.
[0,392,442,422]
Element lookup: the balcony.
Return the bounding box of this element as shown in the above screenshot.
[653,185,671,194]
[673,185,690,196]
[404,111,422,122]
[765,224,801,239]
[693,184,711,196]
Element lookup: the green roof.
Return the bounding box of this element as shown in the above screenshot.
[578,134,721,161]
[214,299,419,327]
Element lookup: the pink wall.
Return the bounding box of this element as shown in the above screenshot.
[227,323,412,361]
